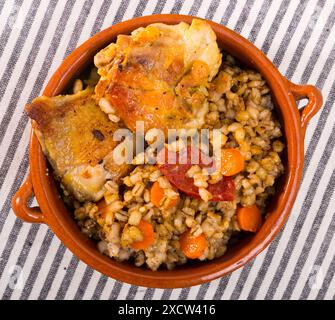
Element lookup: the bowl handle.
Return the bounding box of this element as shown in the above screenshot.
[12,172,45,223]
[286,80,323,136]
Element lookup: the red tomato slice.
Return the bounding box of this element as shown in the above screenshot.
[157,146,235,201]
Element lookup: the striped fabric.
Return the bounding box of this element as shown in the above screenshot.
[0,0,334,300]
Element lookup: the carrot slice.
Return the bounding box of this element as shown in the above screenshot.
[150,181,179,209]
[179,230,207,259]
[130,219,155,250]
[237,204,262,232]
[97,198,110,219]
[220,148,244,176]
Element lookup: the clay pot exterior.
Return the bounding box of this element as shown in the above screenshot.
[12,14,323,288]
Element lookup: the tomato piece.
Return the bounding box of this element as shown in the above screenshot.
[157,146,235,201]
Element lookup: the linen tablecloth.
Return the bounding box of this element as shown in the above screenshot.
[0,0,334,300]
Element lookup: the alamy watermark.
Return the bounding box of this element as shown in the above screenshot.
[108,120,224,173]
[7,264,24,291]
[308,264,324,291]
[3,3,25,31]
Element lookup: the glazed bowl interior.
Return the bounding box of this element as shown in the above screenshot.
[34,15,298,287]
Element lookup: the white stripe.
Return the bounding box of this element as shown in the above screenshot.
[252,0,284,48]
[254,60,335,299]
[220,268,242,299]
[116,283,133,300]
[73,1,100,46]
[275,1,321,67]
[0,126,31,256]
[81,272,104,299]
[265,0,301,60]
[272,175,335,299]
[271,119,335,299]
[0,222,35,294]
[9,227,56,300]
[45,249,76,299]
[292,206,335,298]
[63,261,88,300]
[142,0,159,16]
[238,0,265,35]
[237,2,335,299]
[323,263,335,300]
[237,1,335,299]
[186,284,202,299]
[132,286,147,300]
[203,278,221,299]
[237,252,267,300]
[157,289,168,299]
[1,0,335,300]
[169,288,183,299]
[178,0,196,15]
[307,233,335,299]
[0,0,67,165]
[0,0,85,291]
[0,1,106,302]
[151,288,164,300]
[192,0,213,19]
[225,1,246,29]
[160,0,177,14]
[0,0,17,35]
[98,1,120,31]
[0,0,38,64]
[0,0,47,114]
[19,236,64,299]
[279,1,331,80]
[211,1,230,23]
[98,279,118,299]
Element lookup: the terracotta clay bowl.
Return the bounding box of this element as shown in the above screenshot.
[12,14,323,288]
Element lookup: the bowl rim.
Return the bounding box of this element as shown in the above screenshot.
[26,14,307,288]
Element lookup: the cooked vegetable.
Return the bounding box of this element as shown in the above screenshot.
[157,146,235,201]
[130,219,155,250]
[150,181,179,209]
[220,148,245,176]
[97,198,109,218]
[180,230,207,259]
[237,204,262,232]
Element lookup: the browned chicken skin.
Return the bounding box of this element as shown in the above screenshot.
[24,19,221,202]
[94,19,221,133]
[25,88,131,202]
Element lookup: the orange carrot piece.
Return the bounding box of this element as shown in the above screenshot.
[97,198,109,219]
[131,219,155,250]
[237,204,262,232]
[220,148,245,176]
[150,181,179,209]
[179,230,207,259]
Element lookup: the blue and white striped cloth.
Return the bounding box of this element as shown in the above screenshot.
[0,0,334,300]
